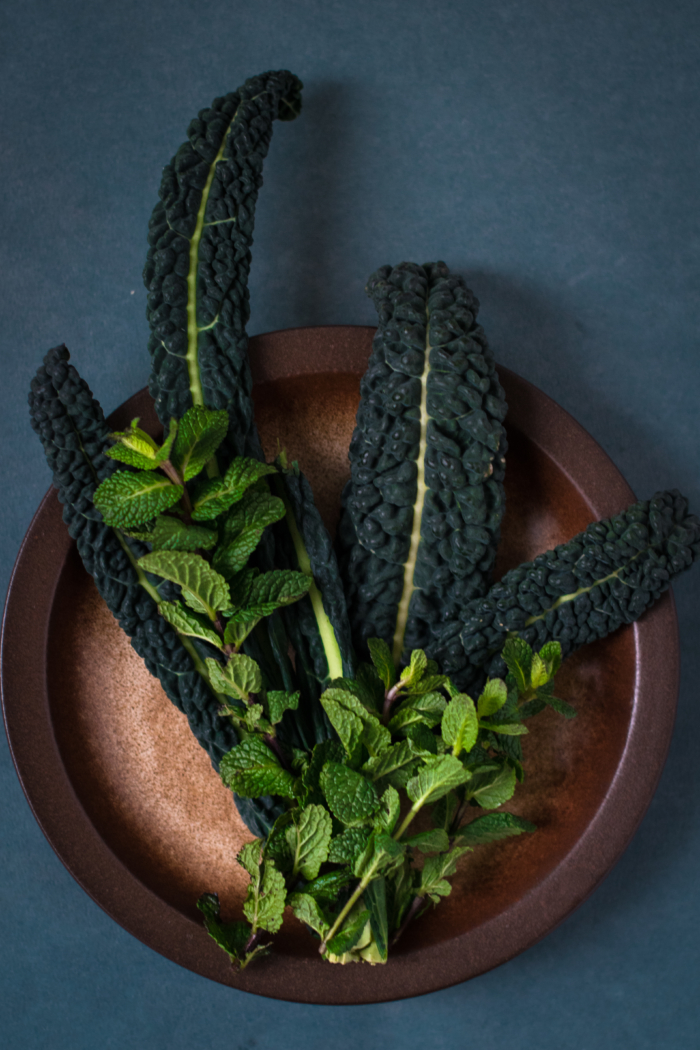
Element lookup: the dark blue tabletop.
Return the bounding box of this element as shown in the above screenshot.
[2,2,699,1046]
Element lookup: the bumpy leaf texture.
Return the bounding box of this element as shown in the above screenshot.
[143,69,302,461]
[28,345,279,838]
[437,491,700,690]
[338,261,508,669]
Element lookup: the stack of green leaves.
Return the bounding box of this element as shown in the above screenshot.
[198,634,570,969]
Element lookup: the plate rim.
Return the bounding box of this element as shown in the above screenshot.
[1,325,679,1004]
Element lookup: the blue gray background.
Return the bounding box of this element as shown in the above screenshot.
[2,1,699,1046]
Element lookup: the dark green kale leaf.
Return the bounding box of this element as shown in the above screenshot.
[338,261,507,671]
[143,69,303,463]
[437,491,700,690]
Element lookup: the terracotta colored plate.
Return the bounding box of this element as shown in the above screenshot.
[1,325,678,1005]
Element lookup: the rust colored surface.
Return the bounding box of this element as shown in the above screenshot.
[1,326,679,1004]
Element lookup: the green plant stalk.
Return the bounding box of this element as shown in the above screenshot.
[274,478,344,680]
[318,851,386,955]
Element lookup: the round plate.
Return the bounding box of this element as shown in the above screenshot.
[1,325,678,1004]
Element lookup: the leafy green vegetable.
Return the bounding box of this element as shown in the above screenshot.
[158,602,223,648]
[192,458,277,521]
[220,738,296,798]
[441,694,478,756]
[128,515,218,551]
[239,841,287,935]
[138,551,230,619]
[287,893,330,938]
[206,654,261,700]
[320,762,380,826]
[285,804,333,880]
[338,261,508,669]
[94,470,183,527]
[454,812,537,846]
[172,406,228,481]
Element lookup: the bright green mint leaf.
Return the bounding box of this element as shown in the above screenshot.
[538,640,562,679]
[406,755,471,808]
[327,827,371,866]
[544,695,577,719]
[326,909,370,957]
[469,764,517,809]
[399,648,428,688]
[299,740,345,807]
[374,785,400,835]
[129,515,217,551]
[138,551,230,619]
[223,619,254,649]
[405,724,439,754]
[155,418,178,464]
[418,846,472,899]
[479,720,528,736]
[105,444,159,470]
[220,737,296,798]
[404,828,450,853]
[501,637,533,694]
[158,601,223,649]
[477,678,508,718]
[441,695,478,756]
[94,471,183,528]
[239,841,286,935]
[367,637,396,690]
[223,490,286,539]
[320,762,379,826]
[530,652,549,690]
[172,406,229,481]
[226,570,312,622]
[320,687,391,758]
[363,877,389,962]
[212,530,264,579]
[192,458,277,521]
[388,692,446,734]
[407,673,448,697]
[454,812,537,846]
[363,740,420,791]
[354,832,406,880]
[196,893,251,965]
[205,653,261,701]
[286,804,333,880]
[266,690,300,725]
[287,893,330,938]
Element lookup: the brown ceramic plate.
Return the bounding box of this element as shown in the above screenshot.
[1,326,678,1005]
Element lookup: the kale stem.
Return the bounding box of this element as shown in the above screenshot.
[390,895,425,948]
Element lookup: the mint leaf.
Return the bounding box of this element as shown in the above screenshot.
[266,690,300,725]
[367,637,396,690]
[285,804,333,880]
[129,515,217,551]
[354,832,406,879]
[374,785,400,834]
[158,601,223,649]
[326,909,370,957]
[94,471,183,527]
[543,695,577,719]
[138,551,230,619]
[220,738,296,798]
[205,654,261,701]
[469,764,517,809]
[155,417,178,465]
[327,827,371,866]
[363,877,389,962]
[226,570,312,622]
[212,530,265,579]
[239,841,286,935]
[301,870,354,902]
[454,812,537,846]
[388,692,447,734]
[441,695,478,756]
[196,892,251,965]
[362,740,420,790]
[222,490,286,538]
[477,678,508,718]
[171,406,228,481]
[404,828,450,853]
[406,755,471,808]
[320,687,390,759]
[105,444,160,470]
[106,419,160,470]
[299,740,344,807]
[479,720,528,736]
[501,637,533,694]
[418,846,472,899]
[320,762,379,826]
[192,458,277,521]
[287,893,330,938]
[538,640,562,678]
[431,790,460,833]
[399,648,428,688]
